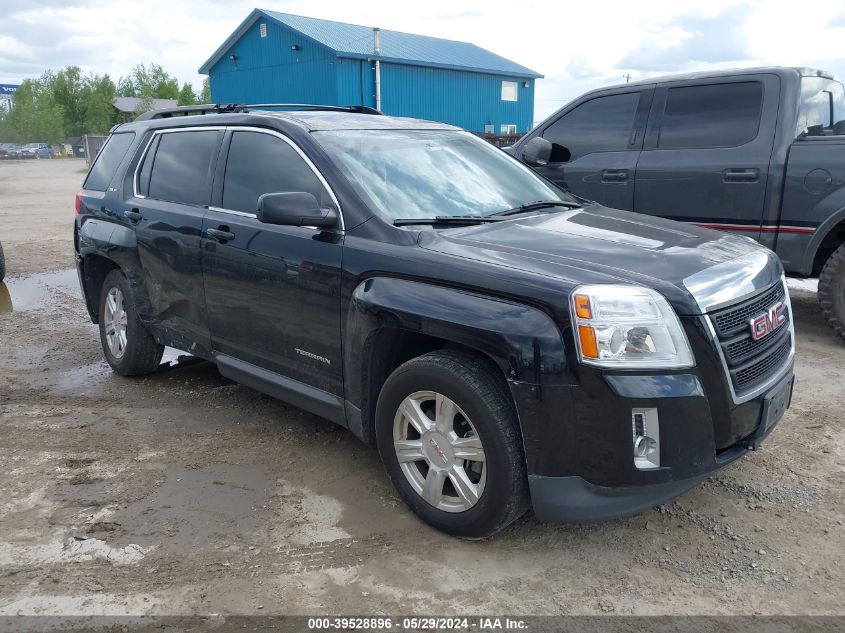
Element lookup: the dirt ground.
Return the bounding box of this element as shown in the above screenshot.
[0,159,843,617]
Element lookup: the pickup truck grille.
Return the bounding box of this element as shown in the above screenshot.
[708,281,792,396]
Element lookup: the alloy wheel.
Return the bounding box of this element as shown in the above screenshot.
[103,286,128,359]
[393,391,486,512]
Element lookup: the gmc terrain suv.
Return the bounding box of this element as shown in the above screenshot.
[509,67,845,341]
[75,105,794,537]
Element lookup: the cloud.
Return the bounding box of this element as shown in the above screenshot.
[620,4,755,72]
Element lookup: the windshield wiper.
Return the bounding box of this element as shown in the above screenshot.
[393,215,505,227]
[490,200,582,217]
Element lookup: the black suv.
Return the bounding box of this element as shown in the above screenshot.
[75,105,795,537]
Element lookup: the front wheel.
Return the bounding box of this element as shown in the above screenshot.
[375,350,529,538]
[98,269,164,376]
[818,243,845,342]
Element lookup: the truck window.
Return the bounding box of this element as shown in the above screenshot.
[658,82,763,149]
[796,77,845,137]
[83,132,136,192]
[541,92,640,162]
[147,131,218,206]
[222,131,329,213]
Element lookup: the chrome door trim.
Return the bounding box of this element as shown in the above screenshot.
[132,126,227,200]
[218,126,345,231]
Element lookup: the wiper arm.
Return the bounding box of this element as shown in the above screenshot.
[393,215,505,227]
[490,200,582,217]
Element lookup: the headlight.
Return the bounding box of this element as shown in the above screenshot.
[570,284,694,369]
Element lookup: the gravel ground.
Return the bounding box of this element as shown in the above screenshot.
[0,159,843,616]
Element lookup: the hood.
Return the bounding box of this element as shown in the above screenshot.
[417,205,782,315]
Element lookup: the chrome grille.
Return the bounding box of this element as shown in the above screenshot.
[732,335,792,391]
[708,281,793,397]
[711,283,785,337]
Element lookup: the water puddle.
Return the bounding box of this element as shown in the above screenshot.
[0,268,80,313]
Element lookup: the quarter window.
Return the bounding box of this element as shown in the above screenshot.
[84,132,135,191]
[542,92,640,162]
[501,81,518,102]
[658,82,763,149]
[147,130,218,206]
[222,131,329,214]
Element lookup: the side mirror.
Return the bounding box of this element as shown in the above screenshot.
[521,137,553,167]
[257,192,338,228]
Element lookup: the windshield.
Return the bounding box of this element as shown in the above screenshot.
[313,129,575,220]
[796,77,845,137]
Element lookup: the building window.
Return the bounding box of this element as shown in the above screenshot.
[501,124,517,135]
[501,81,518,102]
[484,122,495,134]
[259,23,267,38]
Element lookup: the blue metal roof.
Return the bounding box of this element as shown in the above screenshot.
[199,9,542,79]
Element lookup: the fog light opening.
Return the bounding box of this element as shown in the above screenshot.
[632,408,660,470]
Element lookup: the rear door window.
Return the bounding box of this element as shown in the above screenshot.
[658,82,763,149]
[542,92,640,162]
[147,130,219,206]
[83,132,136,191]
[222,131,329,213]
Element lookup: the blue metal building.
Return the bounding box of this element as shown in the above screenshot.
[198,9,542,134]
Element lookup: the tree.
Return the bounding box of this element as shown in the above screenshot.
[200,77,212,104]
[1,76,65,143]
[178,82,197,106]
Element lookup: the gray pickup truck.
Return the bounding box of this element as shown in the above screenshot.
[509,67,845,340]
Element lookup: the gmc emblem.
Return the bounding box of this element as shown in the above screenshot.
[750,302,786,341]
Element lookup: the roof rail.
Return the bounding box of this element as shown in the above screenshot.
[246,104,382,115]
[134,103,382,121]
[134,103,248,121]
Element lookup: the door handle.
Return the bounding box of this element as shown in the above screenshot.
[723,168,759,183]
[601,169,629,182]
[124,209,143,222]
[206,227,235,241]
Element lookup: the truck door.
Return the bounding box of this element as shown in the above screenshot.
[634,74,780,240]
[526,87,652,211]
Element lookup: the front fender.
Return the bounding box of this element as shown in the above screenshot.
[344,276,571,445]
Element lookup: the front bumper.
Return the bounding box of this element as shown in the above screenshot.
[524,371,793,522]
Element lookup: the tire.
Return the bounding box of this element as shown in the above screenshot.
[818,242,845,342]
[98,269,164,376]
[0,241,5,282]
[375,349,529,538]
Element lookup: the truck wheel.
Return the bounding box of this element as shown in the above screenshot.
[818,243,845,342]
[375,350,529,538]
[98,269,164,376]
[0,241,5,281]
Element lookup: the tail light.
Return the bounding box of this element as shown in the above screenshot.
[74,191,83,215]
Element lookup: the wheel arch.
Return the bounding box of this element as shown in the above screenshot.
[810,215,845,276]
[344,276,570,444]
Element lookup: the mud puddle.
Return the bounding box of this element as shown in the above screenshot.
[0,268,79,313]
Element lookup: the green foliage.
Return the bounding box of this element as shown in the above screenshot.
[0,63,197,142]
[178,82,197,106]
[201,78,211,104]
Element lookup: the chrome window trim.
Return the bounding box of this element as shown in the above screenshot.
[216,126,345,231]
[132,126,226,201]
[703,276,795,405]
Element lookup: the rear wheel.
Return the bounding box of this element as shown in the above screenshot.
[98,269,164,375]
[375,350,529,538]
[818,243,845,342]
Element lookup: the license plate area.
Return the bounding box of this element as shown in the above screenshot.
[760,376,794,434]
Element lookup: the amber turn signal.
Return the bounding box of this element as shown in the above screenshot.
[574,294,592,319]
[578,325,599,359]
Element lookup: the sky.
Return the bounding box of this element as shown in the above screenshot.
[1,0,844,121]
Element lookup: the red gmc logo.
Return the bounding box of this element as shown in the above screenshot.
[749,302,786,341]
